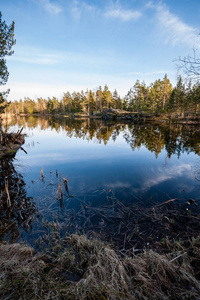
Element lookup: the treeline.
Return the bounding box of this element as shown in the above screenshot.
[6,74,200,116]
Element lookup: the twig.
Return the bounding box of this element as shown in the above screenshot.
[20,147,27,154]
[15,127,23,139]
[153,198,178,208]
[170,252,187,262]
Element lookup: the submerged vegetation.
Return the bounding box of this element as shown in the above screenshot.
[0,156,37,242]
[2,184,200,299]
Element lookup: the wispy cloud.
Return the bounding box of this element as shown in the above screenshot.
[7,46,116,66]
[133,163,192,194]
[8,47,60,65]
[117,70,172,76]
[71,1,142,22]
[39,0,63,15]
[71,0,81,19]
[104,181,131,189]
[105,4,142,21]
[71,0,98,19]
[149,2,200,47]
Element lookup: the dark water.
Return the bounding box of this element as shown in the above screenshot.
[2,116,200,246]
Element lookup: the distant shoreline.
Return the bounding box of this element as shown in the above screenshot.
[2,109,200,125]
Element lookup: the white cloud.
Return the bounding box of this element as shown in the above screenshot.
[117,70,172,76]
[71,0,98,19]
[40,0,63,15]
[81,2,97,12]
[71,1,141,22]
[7,45,115,66]
[71,0,81,19]
[150,2,200,47]
[8,53,59,65]
[105,6,142,21]
[133,163,192,194]
[104,181,131,189]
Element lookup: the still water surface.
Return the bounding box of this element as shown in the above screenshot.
[4,116,200,244]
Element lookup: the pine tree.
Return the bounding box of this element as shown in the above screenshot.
[0,11,16,143]
[102,85,113,109]
[95,86,103,112]
[0,12,16,111]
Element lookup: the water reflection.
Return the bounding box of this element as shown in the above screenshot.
[3,115,200,158]
[2,116,200,247]
[0,156,37,242]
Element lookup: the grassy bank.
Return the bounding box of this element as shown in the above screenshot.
[1,233,200,299]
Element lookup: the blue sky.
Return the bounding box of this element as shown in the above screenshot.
[1,0,200,101]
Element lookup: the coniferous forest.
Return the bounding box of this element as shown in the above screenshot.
[5,74,200,118]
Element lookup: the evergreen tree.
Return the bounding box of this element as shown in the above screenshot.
[161,74,172,111]
[113,89,119,109]
[72,92,82,112]
[95,86,103,111]
[62,92,72,113]
[81,90,96,115]
[126,80,148,114]
[102,85,113,109]
[0,12,15,86]
[168,76,185,114]
[0,11,15,140]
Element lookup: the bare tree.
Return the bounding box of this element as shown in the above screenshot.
[177,48,200,79]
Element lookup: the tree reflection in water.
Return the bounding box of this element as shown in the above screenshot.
[0,156,37,242]
[3,115,200,158]
[2,116,200,248]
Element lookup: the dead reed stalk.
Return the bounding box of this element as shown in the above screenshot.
[40,167,44,179]
[57,175,63,200]
[5,180,11,207]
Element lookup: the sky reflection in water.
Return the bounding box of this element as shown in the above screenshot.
[6,116,199,211]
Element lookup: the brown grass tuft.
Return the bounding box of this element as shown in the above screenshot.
[1,235,200,299]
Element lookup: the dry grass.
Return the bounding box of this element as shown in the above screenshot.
[1,234,200,299]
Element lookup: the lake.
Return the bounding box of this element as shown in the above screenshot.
[2,116,200,248]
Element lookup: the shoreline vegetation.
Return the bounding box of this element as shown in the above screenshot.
[1,200,200,300]
[1,235,200,300]
[4,75,200,125]
[0,235,198,300]
[2,107,200,125]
